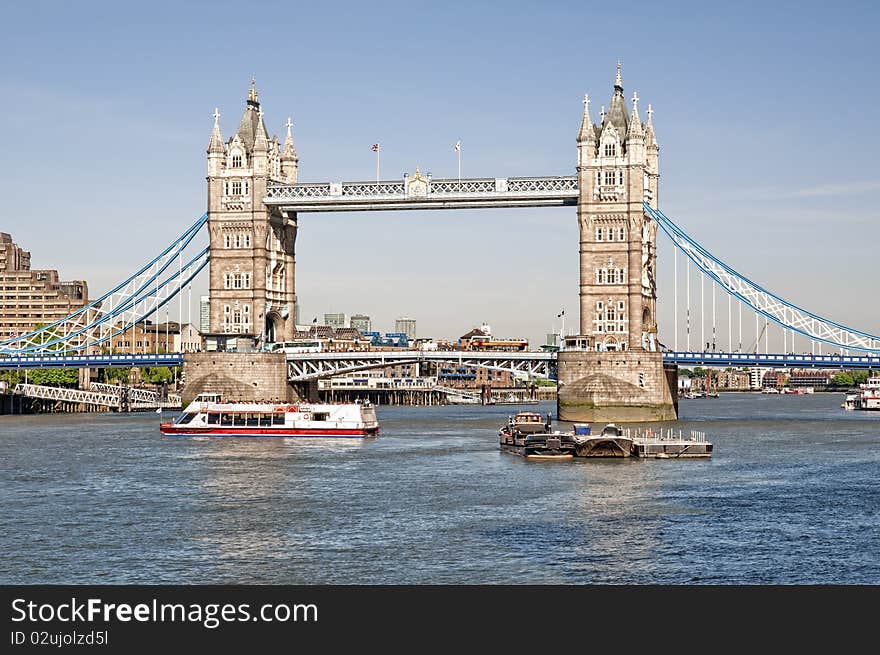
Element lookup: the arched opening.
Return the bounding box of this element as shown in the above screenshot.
[265,314,278,345]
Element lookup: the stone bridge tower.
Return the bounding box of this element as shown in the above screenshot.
[557,64,677,422]
[206,81,299,349]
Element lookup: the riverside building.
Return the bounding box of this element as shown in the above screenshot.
[0,232,89,340]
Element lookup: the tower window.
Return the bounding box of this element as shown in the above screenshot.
[604,143,617,157]
[231,154,242,168]
[596,226,604,241]
[618,226,626,241]
[231,181,242,196]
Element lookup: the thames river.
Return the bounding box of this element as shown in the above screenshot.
[1,393,878,584]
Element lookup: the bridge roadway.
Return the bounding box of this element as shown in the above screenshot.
[0,351,878,376]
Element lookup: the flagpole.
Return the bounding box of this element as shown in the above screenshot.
[457,143,461,182]
[376,146,380,183]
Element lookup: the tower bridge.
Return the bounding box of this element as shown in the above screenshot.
[2,66,879,419]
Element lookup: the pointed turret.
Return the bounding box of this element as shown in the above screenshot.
[281,117,299,183]
[234,78,270,153]
[605,61,629,144]
[645,103,658,149]
[577,94,596,143]
[207,108,225,176]
[628,91,643,137]
[254,106,268,151]
[577,94,597,169]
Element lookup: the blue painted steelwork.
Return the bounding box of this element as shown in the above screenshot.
[0,353,183,369]
[663,351,880,369]
[0,214,209,356]
[1,350,876,372]
[644,202,880,354]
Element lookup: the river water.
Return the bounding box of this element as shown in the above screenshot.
[1,393,878,584]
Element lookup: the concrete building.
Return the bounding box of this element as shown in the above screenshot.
[350,313,371,333]
[199,295,210,333]
[324,313,345,330]
[395,316,416,341]
[557,65,677,422]
[206,81,298,350]
[0,232,89,341]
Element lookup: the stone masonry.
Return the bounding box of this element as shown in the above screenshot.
[181,352,296,405]
[206,81,299,347]
[558,64,677,422]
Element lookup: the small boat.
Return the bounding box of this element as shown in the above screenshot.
[843,376,880,411]
[160,393,379,438]
[498,411,576,459]
[493,392,540,405]
[573,423,633,458]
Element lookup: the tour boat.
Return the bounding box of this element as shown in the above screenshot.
[842,376,880,411]
[498,411,576,459]
[160,393,379,437]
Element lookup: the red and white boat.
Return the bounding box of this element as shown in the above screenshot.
[160,393,379,438]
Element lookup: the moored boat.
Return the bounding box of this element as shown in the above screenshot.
[572,423,633,457]
[843,376,880,411]
[160,393,379,437]
[498,411,576,459]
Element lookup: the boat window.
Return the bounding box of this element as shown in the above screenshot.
[246,414,261,427]
[208,413,220,425]
[221,414,233,426]
[177,413,197,425]
[259,414,272,427]
[272,413,285,425]
[312,412,329,422]
[233,414,245,426]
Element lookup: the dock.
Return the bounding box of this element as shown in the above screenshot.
[629,428,713,458]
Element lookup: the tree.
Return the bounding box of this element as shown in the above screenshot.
[99,367,131,384]
[141,366,173,385]
[831,372,854,387]
[29,368,78,385]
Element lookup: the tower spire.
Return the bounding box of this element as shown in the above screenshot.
[247,76,259,106]
[615,60,622,90]
[578,94,596,143]
[281,116,299,183]
[630,91,642,130]
[207,107,224,154]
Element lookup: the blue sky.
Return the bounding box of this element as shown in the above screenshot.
[1,0,878,348]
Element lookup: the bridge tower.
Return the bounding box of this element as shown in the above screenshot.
[557,64,677,422]
[206,81,299,349]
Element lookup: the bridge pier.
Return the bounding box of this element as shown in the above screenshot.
[557,351,677,423]
[180,352,298,405]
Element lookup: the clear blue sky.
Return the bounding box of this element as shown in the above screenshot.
[2,0,878,348]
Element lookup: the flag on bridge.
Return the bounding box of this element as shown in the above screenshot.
[372,143,380,152]
[557,309,565,318]
[453,140,461,152]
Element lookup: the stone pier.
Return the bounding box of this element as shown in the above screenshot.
[181,352,297,405]
[557,351,677,423]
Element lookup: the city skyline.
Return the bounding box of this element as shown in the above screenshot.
[2,1,878,349]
